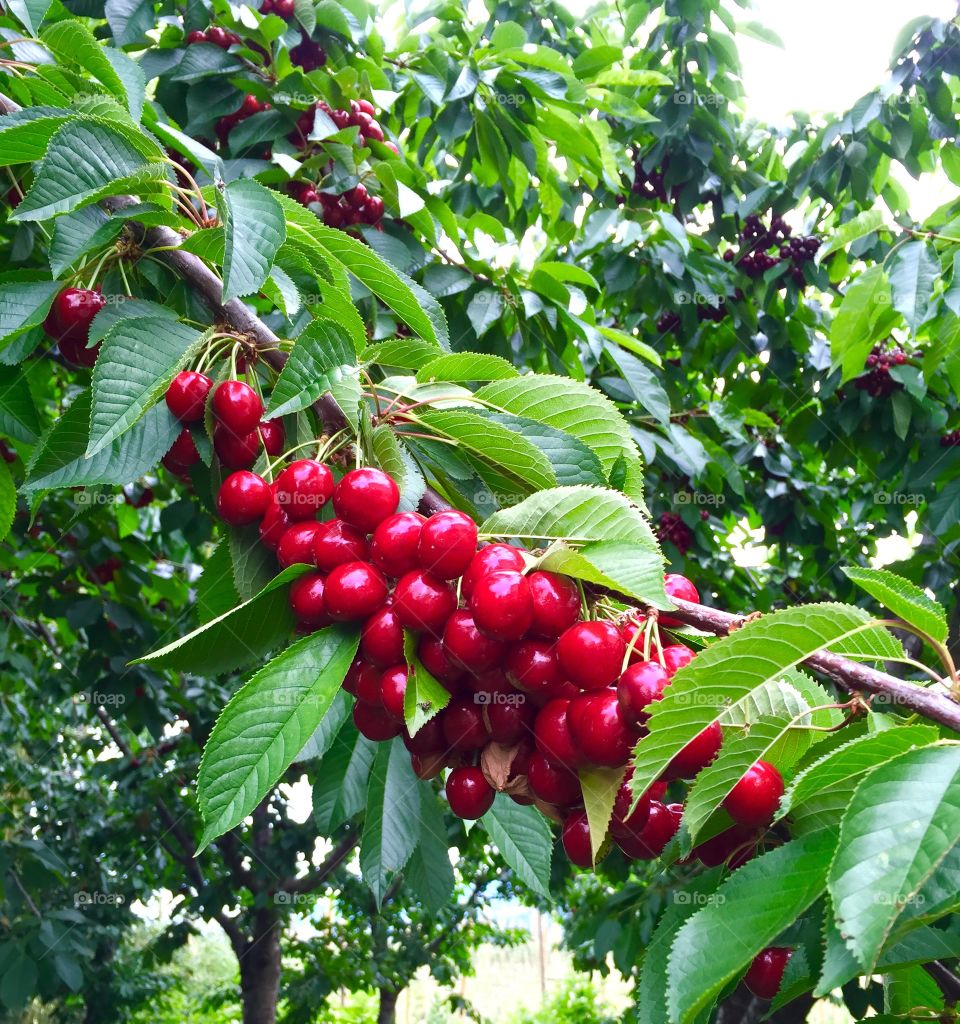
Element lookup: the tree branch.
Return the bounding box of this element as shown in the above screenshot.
[923,960,960,1005]
[282,827,359,893]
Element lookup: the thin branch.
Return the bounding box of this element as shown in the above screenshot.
[282,827,359,893]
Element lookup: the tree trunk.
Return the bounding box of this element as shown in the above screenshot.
[377,988,398,1024]
[238,909,282,1024]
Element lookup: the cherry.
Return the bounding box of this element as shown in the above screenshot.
[370,512,425,577]
[46,287,105,345]
[744,947,792,1000]
[213,424,259,469]
[462,543,526,599]
[504,640,567,699]
[417,510,478,580]
[212,380,263,435]
[347,659,382,704]
[333,467,399,532]
[186,29,206,42]
[621,616,657,662]
[484,697,534,745]
[166,370,212,422]
[617,660,669,727]
[272,0,294,17]
[360,196,385,224]
[723,760,784,826]
[662,644,695,676]
[664,721,723,780]
[442,697,488,752]
[445,765,494,820]
[463,669,510,698]
[313,519,369,570]
[556,621,625,690]
[288,572,328,625]
[379,665,407,720]
[353,699,401,741]
[259,495,290,551]
[258,420,285,456]
[562,810,594,868]
[275,459,333,521]
[534,699,582,769]
[411,752,446,780]
[205,26,233,48]
[469,570,533,641]
[402,715,445,756]
[392,570,456,633]
[567,691,638,768]
[660,573,699,627]
[417,635,464,689]
[610,779,650,839]
[616,801,681,860]
[57,334,100,368]
[360,606,404,667]
[527,752,581,806]
[443,610,505,673]
[276,521,322,568]
[322,561,388,621]
[216,470,270,525]
[527,571,580,638]
[162,429,200,472]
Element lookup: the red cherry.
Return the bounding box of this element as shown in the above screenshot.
[272,0,294,17]
[186,29,206,42]
[567,691,638,768]
[216,470,271,525]
[402,715,445,756]
[417,510,478,580]
[333,468,399,532]
[723,760,784,827]
[484,696,534,745]
[744,947,792,1000]
[610,780,650,839]
[345,183,368,207]
[166,370,212,422]
[463,669,510,698]
[662,644,695,676]
[58,333,101,368]
[664,722,723,780]
[46,287,105,345]
[361,121,385,143]
[527,752,581,806]
[213,424,259,469]
[445,765,494,820]
[561,810,594,867]
[692,823,757,868]
[212,380,263,435]
[162,429,200,472]
[313,519,369,570]
[417,635,464,689]
[288,572,328,625]
[379,665,407,720]
[504,640,567,700]
[660,573,699,627]
[370,512,425,577]
[527,571,580,638]
[392,570,456,633]
[617,660,669,727]
[353,699,401,741]
[360,606,404,667]
[462,544,526,599]
[360,196,385,224]
[442,698,488,752]
[556,621,625,690]
[276,521,322,568]
[347,659,382,704]
[275,459,333,521]
[443,610,505,674]
[258,420,285,456]
[238,94,265,118]
[411,752,445,779]
[622,616,658,662]
[358,99,376,116]
[533,699,582,769]
[205,26,232,48]
[616,800,681,859]
[322,561,388,620]
[469,570,533,640]
[259,496,290,550]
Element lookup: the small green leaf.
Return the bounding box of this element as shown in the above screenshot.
[416,351,519,383]
[402,629,451,736]
[579,765,623,860]
[0,366,41,442]
[0,279,61,346]
[369,426,426,512]
[843,566,947,644]
[480,794,554,898]
[222,179,286,301]
[0,461,15,542]
[313,722,376,834]
[817,208,886,264]
[888,240,939,334]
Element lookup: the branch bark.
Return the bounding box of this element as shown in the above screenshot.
[281,826,359,893]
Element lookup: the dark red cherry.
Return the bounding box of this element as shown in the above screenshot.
[360,606,404,667]
[370,512,425,577]
[276,521,322,568]
[417,510,478,580]
[744,947,792,1000]
[610,780,650,839]
[461,543,526,599]
[616,800,681,860]
[57,333,101,368]
[417,635,464,689]
[347,659,382,704]
[567,691,638,768]
[723,760,784,826]
[402,715,445,756]
[216,470,271,525]
[162,429,200,472]
[527,752,581,806]
[360,196,385,223]
[353,699,402,741]
[445,765,494,819]
[275,459,333,521]
[484,695,534,745]
[46,287,105,345]
[443,610,505,674]
[662,644,695,676]
[504,640,567,700]
[617,660,670,727]
[258,420,285,456]
[379,665,407,721]
[533,699,582,769]
[663,722,723,780]
[527,571,580,638]
[212,380,263,435]
[692,823,757,868]
[392,570,456,633]
[556,621,625,690]
[660,573,699,627]
[259,495,290,551]
[288,571,328,625]
[213,424,259,469]
[562,810,594,868]
[313,519,369,570]
[166,370,213,422]
[469,570,533,640]
[322,561,388,621]
[441,697,488,752]
[333,467,399,532]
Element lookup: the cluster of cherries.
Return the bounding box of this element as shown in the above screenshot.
[724,213,820,286]
[940,429,960,447]
[185,26,243,48]
[289,181,385,229]
[853,342,907,399]
[216,94,271,147]
[630,156,679,205]
[43,287,106,368]
[656,512,694,556]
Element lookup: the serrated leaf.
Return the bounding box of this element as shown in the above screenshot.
[87,318,205,457]
[369,426,426,512]
[0,108,75,166]
[0,461,15,542]
[830,265,899,382]
[817,208,886,264]
[221,179,285,301]
[407,786,456,912]
[6,0,52,34]
[105,0,155,48]
[888,240,939,334]
[480,795,553,898]
[606,344,671,425]
[0,279,61,345]
[843,566,947,645]
[828,743,960,969]
[0,366,40,442]
[49,205,124,277]
[229,523,277,600]
[537,539,667,607]
[364,338,439,369]
[197,625,359,848]
[40,21,126,102]
[195,539,241,624]
[402,629,451,736]
[580,765,623,860]
[313,721,376,834]
[87,297,179,345]
[416,352,518,383]
[295,689,351,761]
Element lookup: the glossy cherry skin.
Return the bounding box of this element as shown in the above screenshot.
[353,699,402,741]
[258,420,285,456]
[322,561,388,621]
[469,570,533,641]
[46,287,105,344]
[663,721,723,780]
[527,571,580,638]
[58,333,101,368]
[402,715,445,757]
[504,640,567,699]
[461,543,526,600]
[259,497,290,551]
[443,610,505,674]
[617,660,670,727]
[556,621,625,690]
[567,691,638,768]
[723,760,784,826]
[527,752,581,806]
[276,521,322,568]
[533,699,582,770]
[379,665,407,720]
[288,572,328,625]
[744,947,792,1000]
[392,570,456,633]
[417,510,478,579]
[333,467,400,532]
[484,696,534,745]
[166,370,213,422]
[370,512,425,577]
[562,810,594,868]
[417,635,465,690]
[313,519,369,570]
[162,429,200,472]
[216,471,271,525]
[346,659,382,704]
[275,459,333,521]
[616,800,682,859]
[610,780,651,839]
[442,697,488,752]
[445,765,494,820]
[660,573,699,627]
[213,424,259,469]
[360,606,404,667]
[662,644,695,676]
[212,380,263,435]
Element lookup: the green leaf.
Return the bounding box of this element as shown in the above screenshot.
[0,461,15,542]
[829,743,960,969]
[843,566,947,644]
[49,205,124,277]
[592,67,671,87]
[313,722,376,834]
[606,344,671,425]
[221,179,286,302]
[402,629,451,736]
[579,765,623,860]
[364,338,439,370]
[40,21,126,103]
[416,352,519,383]
[295,689,351,761]
[830,265,899,381]
[369,426,425,512]
[195,540,242,624]
[134,565,310,676]
[537,539,667,608]
[668,833,837,1024]
[888,240,939,334]
[480,794,554,898]
[817,208,886,264]
[360,737,422,906]
[101,46,146,123]
[105,0,155,47]
[87,318,205,457]
[0,366,41,442]
[0,108,75,166]
[0,279,61,346]
[6,0,52,34]
[229,524,277,600]
[407,786,456,912]
[197,625,359,848]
